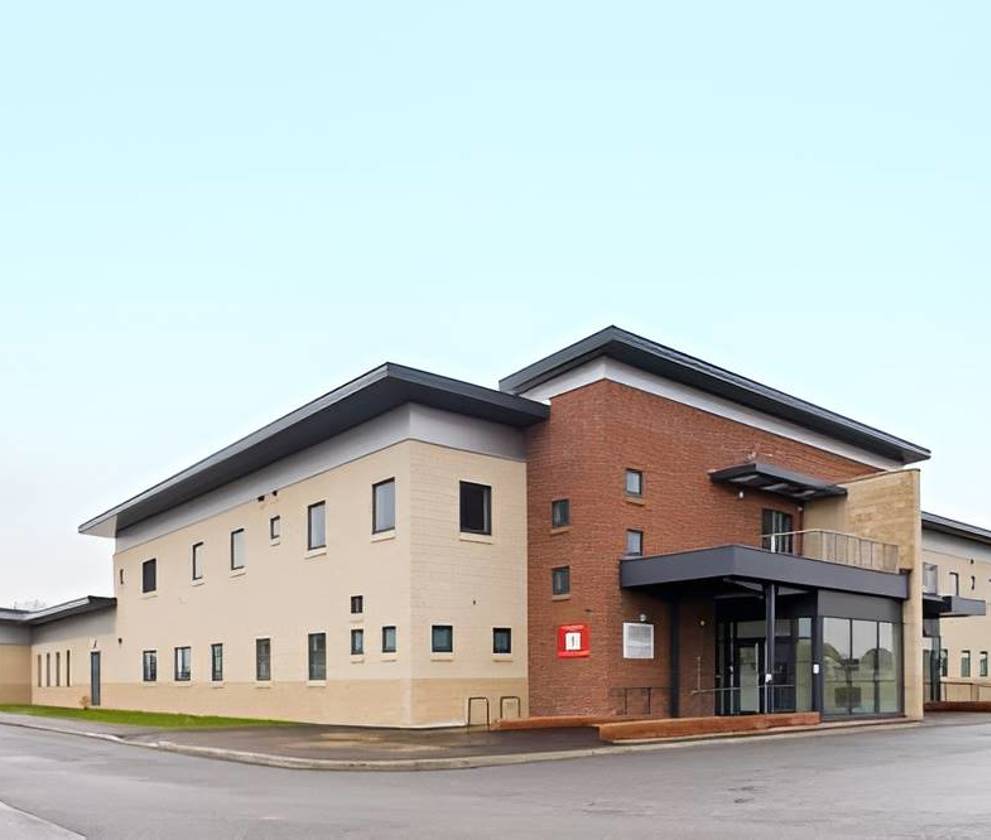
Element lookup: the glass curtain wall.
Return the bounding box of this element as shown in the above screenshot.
[822,617,902,716]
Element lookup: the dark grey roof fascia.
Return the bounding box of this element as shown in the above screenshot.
[0,596,116,626]
[709,461,848,500]
[922,512,991,547]
[620,544,909,600]
[499,326,930,465]
[79,363,548,538]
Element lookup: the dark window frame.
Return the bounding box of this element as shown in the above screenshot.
[459,481,492,535]
[350,628,364,656]
[255,638,271,681]
[551,498,570,528]
[308,632,327,680]
[191,542,204,581]
[230,528,245,570]
[307,501,327,550]
[65,650,71,687]
[961,650,972,678]
[981,651,989,679]
[551,566,571,596]
[381,625,397,654]
[55,651,61,687]
[142,649,157,682]
[269,515,281,541]
[373,478,396,534]
[350,595,364,615]
[431,624,454,654]
[141,558,157,594]
[761,509,795,553]
[493,627,512,655]
[210,643,223,682]
[174,646,191,682]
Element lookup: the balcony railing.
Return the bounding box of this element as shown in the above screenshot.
[763,529,900,574]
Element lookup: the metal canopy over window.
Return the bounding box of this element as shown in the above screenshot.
[709,462,847,501]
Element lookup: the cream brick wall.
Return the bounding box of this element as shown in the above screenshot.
[62,438,527,726]
[0,644,31,703]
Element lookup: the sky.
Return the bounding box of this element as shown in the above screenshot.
[1,2,988,606]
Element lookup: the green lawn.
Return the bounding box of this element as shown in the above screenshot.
[0,704,295,729]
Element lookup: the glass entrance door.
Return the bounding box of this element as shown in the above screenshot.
[736,641,762,713]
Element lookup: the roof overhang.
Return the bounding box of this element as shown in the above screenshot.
[0,596,116,626]
[79,364,549,538]
[922,512,991,547]
[621,544,908,600]
[923,593,987,619]
[499,326,930,465]
[709,462,847,501]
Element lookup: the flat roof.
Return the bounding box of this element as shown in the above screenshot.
[500,326,930,465]
[0,596,116,626]
[80,363,548,538]
[922,511,991,547]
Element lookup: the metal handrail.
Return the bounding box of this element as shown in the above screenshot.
[762,529,900,574]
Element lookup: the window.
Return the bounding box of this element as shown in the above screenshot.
[55,652,61,687]
[552,566,571,596]
[45,653,50,687]
[940,648,949,678]
[65,650,70,687]
[493,628,512,655]
[382,626,397,654]
[950,572,960,596]
[373,479,396,533]
[350,628,364,656]
[981,652,989,678]
[822,618,902,716]
[962,650,972,679]
[191,542,204,581]
[142,558,157,593]
[761,510,794,553]
[143,650,157,682]
[307,501,326,550]
[230,529,245,570]
[211,643,223,682]
[36,655,41,688]
[459,482,491,535]
[256,638,271,681]
[625,469,643,497]
[174,647,191,682]
[625,529,643,557]
[551,499,570,528]
[119,568,124,586]
[623,622,655,659]
[971,576,977,592]
[350,595,364,615]
[269,515,281,541]
[308,633,327,680]
[431,625,453,653]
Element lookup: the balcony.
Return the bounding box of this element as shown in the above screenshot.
[762,530,900,575]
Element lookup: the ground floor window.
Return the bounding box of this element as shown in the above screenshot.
[174,647,191,682]
[211,643,223,682]
[143,650,157,682]
[309,633,327,679]
[822,618,901,716]
[256,638,271,681]
[981,651,989,678]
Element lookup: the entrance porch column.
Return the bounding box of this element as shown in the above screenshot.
[763,583,777,713]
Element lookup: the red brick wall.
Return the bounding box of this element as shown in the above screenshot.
[526,378,880,718]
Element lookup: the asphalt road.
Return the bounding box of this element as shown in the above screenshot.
[2,718,991,839]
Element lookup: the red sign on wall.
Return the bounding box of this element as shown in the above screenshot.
[557,624,590,658]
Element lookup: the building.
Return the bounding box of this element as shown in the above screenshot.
[1,327,988,725]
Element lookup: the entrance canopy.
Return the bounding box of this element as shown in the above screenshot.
[621,544,908,600]
[923,593,987,619]
[708,462,848,501]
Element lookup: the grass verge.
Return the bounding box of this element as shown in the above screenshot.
[0,704,294,729]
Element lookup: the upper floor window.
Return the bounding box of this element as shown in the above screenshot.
[256,638,271,681]
[382,625,397,654]
[761,510,794,553]
[625,529,643,557]
[350,595,364,614]
[459,482,491,535]
[431,624,454,653]
[141,558,157,594]
[143,650,157,682]
[307,502,326,550]
[174,647,191,682]
[230,529,246,570]
[308,633,327,680]
[551,499,570,528]
[492,627,512,655]
[552,566,571,597]
[269,515,281,542]
[949,572,960,596]
[350,628,364,656]
[373,479,396,533]
[191,542,204,581]
[625,469,643,497]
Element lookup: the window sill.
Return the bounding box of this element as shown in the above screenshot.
[210,681,225,689]
[550,526,571,535]
[255,682,273,689]
[459,532,494,545]
[349,616,364,624]
[141,681,158,688]
[380,653,398,662]
[269,538,281,547]
[305,547,327,559]
[551,593,572,601]
[174,680,192,687]
[492,654,514,662]
[350,655,365,663]
[625,495,646,506]
[306,679,327,687]
[140,592,158,599]
[430,653,455,662]
[191,579,205,587]
[229,568,247,578]
[371,529,396,542]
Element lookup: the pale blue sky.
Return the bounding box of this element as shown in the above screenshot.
[1,3,987,604]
